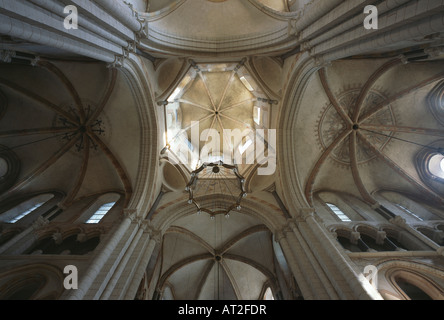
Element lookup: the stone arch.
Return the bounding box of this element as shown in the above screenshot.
[376,260,444,300]
[119,56,160,219]
[277,54,318,213]
[151,194,286,234]
[0,264,64,300]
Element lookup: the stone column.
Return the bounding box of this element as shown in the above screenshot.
[66,210,136,300]
[99,219,146,299]
[0,215,49,255]
[287,218,339,299]
[123,224,161,300]
[275,230,314,300]
[302,209,383,300]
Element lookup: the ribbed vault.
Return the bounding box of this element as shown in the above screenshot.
[0,59,139,208]
[157,213,278,300]
[280,57,444,210]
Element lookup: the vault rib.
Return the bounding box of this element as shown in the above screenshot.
[357,131,444,205]
[349,131,378,206]
[305,129,352,206]
[0,78,78,124]
[352,58,402,123]
[359,71,444,123]
[38,61,86,123]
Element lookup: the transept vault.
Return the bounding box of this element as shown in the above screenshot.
[0,0,443,303]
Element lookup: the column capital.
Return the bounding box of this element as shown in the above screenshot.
[313,55,332,68]
[390,215,407,227]
[76,233,87,243]
[425,46,444,59]
[274,229,287,243]
[0,50,16,63]
[286,217,297,229]
[398,54,409,65]
[288,19,299,36]
[376,231,387,245]
[32,216,49,230]
[123,208,138,221]
[149,228,162,244]
[300,41,312,52]
[52,232,63,245]
[350,231,361,245]
[107,55,126,69]
[141,221,162,244]
[294,207,315,222]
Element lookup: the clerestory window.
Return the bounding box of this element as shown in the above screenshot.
[326,203,351,222]
[85,202,116,224]
[1,194,54,223]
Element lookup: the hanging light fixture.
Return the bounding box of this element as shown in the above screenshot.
[185,161,247,219]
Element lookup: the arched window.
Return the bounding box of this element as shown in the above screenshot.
[326,203,351,222]
[85,202,116,224]
[0,157,7,178]
[27,233,100,255]
[315,192,369,222]
[263,287,275,300]
[1,276,46,300]
[415,141,444,188]
[80,193,121,224]
[337,235,363,252]
[395,203,424,221]
[0,194,54,224]
[375,191,441,221]
[397,279,432,300]
[0,265,64,300]
[395,275,433,300]
[428,153,444,180]
[0,145,20,194]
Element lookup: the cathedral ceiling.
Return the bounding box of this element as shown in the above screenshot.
[0,60,141,207]
[138,0,297,57]
[158,209,276,300]
[0,0,443,301]
[292,58,444,208]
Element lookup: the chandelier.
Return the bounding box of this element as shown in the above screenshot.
[186,161,247,219]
